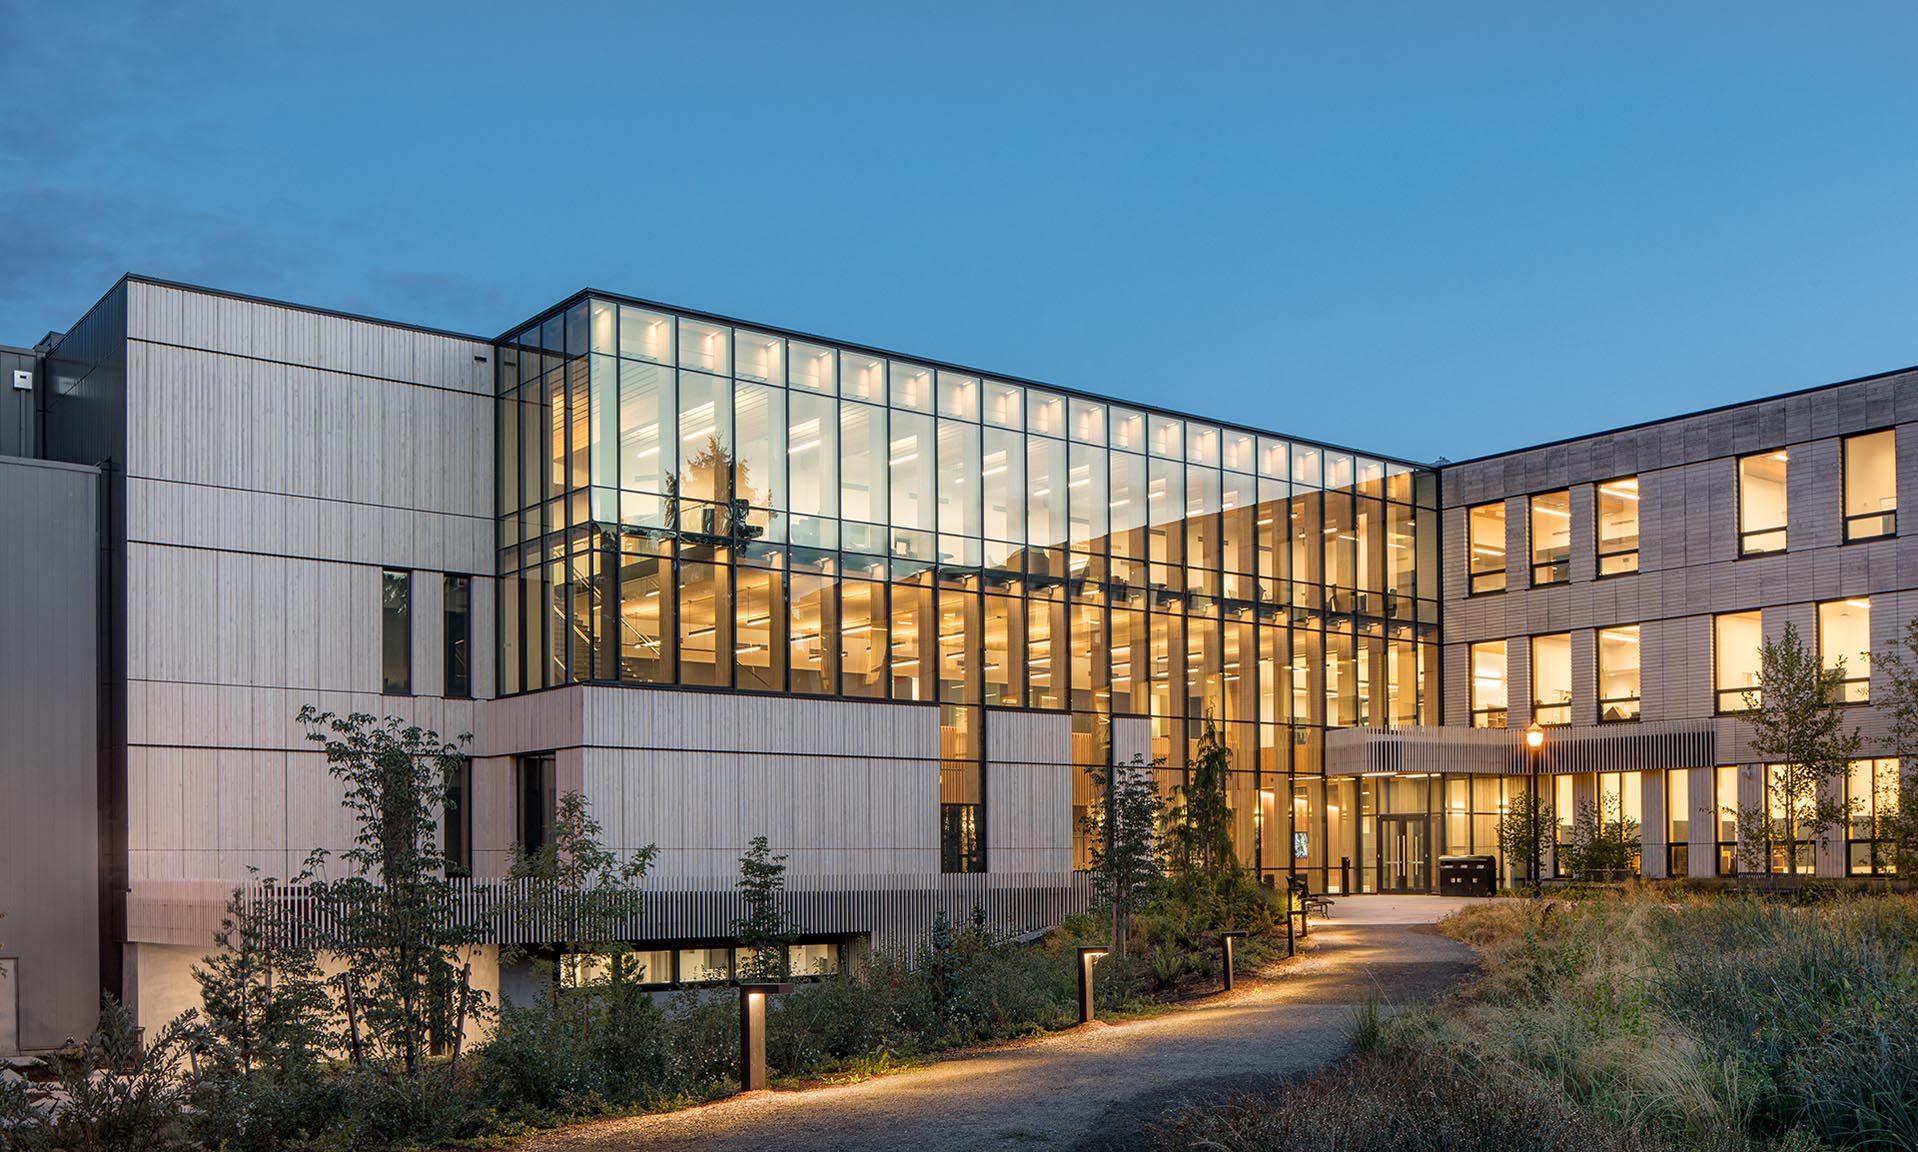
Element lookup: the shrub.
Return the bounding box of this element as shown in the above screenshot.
[1150,1051,1668,1152]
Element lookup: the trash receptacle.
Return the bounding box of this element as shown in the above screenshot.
[1437,854,1497,896]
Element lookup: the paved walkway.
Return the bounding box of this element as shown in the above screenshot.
[517,895,1481,1152]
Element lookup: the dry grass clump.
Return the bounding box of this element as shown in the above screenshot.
[1155,888,1918,1152]
[1149,1051,1667,1152]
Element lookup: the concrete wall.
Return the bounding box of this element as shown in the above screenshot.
[0,455,100,1050]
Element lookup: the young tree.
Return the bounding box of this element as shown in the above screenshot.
[1867,617,1918,873]
[1170,716,1236,877]
[192,865,336,1080]
[1080,754,1166,959]
[1736,622,1862,873]
[732,836,793,981]
[1494,786,1555,888]
[297,707,488,1076]
[1561,793,1641,879]
[508,791,658,1007]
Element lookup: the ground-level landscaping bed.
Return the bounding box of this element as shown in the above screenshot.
[1150,887,1918,1152]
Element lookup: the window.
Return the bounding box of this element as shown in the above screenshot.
[1714,611,1762,712]
[1715,765,1740,875]
[1737,451,1789,555]
[1818,598,1871,703]
[517,754,556,857]
[443,575,471,699]
[1469,640,1508,728]
[1847,758,1900,874]
[1530,633,1571,726]
[1843,430,1897,541]
[1666,769,1689,877]
[443,758,471,876]
[1597,625,1641,722]
[1595,477,1639,575]
[382,570,412,695]
[1468,503,1506,594]
[941,802,983,872]
[1529,491,1570,585]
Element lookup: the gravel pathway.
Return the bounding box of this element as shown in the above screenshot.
[514,896,1481,1152]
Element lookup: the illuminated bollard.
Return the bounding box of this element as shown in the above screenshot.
[1077,946,1110,1023]
[1219,931,1248,992]
[737,982,794,1091]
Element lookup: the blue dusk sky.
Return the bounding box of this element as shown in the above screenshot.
[3,1,1915,461]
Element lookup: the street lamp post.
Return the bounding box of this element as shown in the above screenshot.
[1525,722,1545,899]
[1077,946,1110,1023]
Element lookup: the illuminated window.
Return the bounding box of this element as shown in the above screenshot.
[1818,598,1871,703]
[1468,503,1506,594]
[1595,477,1639,576]
[1714,611,1762,712]
[1715,765,1739,875]
[1470,640,1508,729]
[1529,491,1570,585]
[1847,758,1900,875]
[1597,625,1641,722]
[1738,450,1788,555]
[1666,769,1689,877]
[1843,430,1897,542]
[1530,633,1572,726]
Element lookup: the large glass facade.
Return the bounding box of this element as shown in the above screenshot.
[495,295,1441,877]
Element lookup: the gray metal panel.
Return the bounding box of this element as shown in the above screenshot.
[0,455,100,1050]
[0,348,36,459]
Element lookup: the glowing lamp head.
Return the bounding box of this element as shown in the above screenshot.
[1524,722,1545,750]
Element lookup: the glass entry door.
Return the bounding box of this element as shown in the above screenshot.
[1378,815,1430,892]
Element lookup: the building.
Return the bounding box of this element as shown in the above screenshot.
[0,273,1908,1049]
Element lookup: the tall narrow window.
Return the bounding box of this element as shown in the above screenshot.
[1738,451,1789,555]
[1597,625,1641,722]
[1530,633,1572,726]
[1529,491,1570,585]
[1847,757,1900,874]
[1715,765,1739,875]
[1595,477,1639,575]
[1666,769,1689,878]
[1469,640,1508,728]
[1843,430,1897,542]
[941,803,984,873]
[1714,611,1762,712]
[1468,503,1506,594]
[382,570,412,695]
[1818,598,1871,703]
[517,754,556,857]
[443,575,471,699]
[443,758,472,876]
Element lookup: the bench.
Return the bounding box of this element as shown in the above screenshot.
[1288,876,1335,919]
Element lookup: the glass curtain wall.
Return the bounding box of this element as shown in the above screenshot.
[496,295,1440,879]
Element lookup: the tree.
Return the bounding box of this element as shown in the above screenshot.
[1170,716,1236,877]
[1868,617,1918,874]
[1494,786,1555,888]
[297,707,488,1076]
[1736,622,1862,873]
[1080,754,1166,959]
[1561,793,1640,879]
[508,790,658,1004]
[733,836,793,982]
[192,865,336,1080]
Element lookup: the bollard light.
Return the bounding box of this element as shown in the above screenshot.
[1219,931,1248,992]
[1077,946,1110,1024]
[736,982,795,1091]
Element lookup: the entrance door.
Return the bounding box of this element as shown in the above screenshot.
[1378,815,1430,892]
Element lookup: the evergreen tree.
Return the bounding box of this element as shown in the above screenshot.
[1170,716,1236,876]
[1736,623,1862,873]
[732,836,793,981]
[192,864,335,1080]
